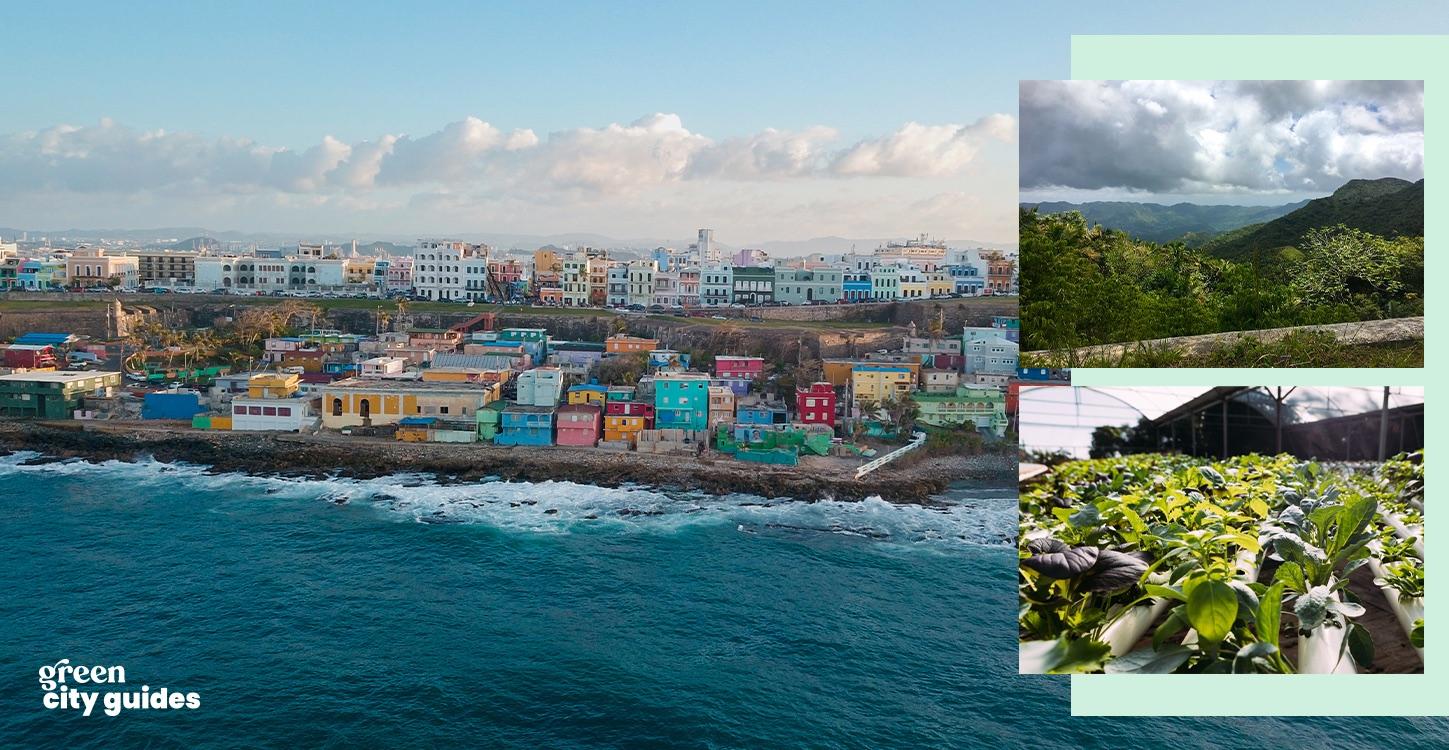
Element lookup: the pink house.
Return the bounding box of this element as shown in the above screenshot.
[555,403,602,446]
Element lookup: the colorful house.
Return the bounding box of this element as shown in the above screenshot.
[713,355,763,395]
[514,366,565,407]
[795,382,837,428]
[606,385,636,402]
[921,369,960,394]
[735,397,789,425]
[603,400,653,446]
[913,385,1008,437]
[555,403,603,447]
[707,386,736,428]
[605,334,659,354]
[477,401,505,442]
[653,371,710,431]
[0,371,121,419]
[495,405,556,446]
[566,383,609,407]
[320,379,498,429]
[850,364,916,406]
[142,391,205,420]
[247,372,301,398]
[230,396,316,431]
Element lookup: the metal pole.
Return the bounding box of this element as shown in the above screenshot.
[1221,398,1228,458]
[1378,386,1390,461]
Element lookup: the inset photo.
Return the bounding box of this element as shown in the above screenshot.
[1019,80,1424,368]
[1017,386,1424,674]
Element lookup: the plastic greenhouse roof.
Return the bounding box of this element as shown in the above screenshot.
[1019,386,1423,458]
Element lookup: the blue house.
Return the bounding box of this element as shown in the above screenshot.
[495,405,556,446]
[142,391,206,420]
[736,399,789,425]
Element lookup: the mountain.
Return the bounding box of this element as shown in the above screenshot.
[1020,200,1308,244]
[1203,178,1424,259]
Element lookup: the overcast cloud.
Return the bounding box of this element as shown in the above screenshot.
[1019,80,1423,203]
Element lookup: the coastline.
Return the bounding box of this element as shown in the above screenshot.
[0,420,1012,503]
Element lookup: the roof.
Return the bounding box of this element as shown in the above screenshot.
[322,377,494,393]
[13,333,74,346]
[0,370,120,384]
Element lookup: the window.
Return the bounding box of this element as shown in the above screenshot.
[263,406,277,416]
[278,407,291,417]
[249,406,262,415]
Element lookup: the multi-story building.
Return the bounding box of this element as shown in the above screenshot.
[627,259,657,308]
[773,267,842,305]
[700,266,733,306]
[532,248,563,299]
[870,265,901,301]
[386,256,414,293]
[605,334,659,355]
[982,250,1016,294]
[651,268,680,308]
[731,247,770,267]
[730,266,773,305]
[850,364,915,406]
[946,263,984,296]
[842,272,872,302]
[65,249,139,289]
[606,265,629,307]
[690,228,722,266]
[413,239,489,301]
[560,256,590,307]
[514,366,565,407]
[913,385,1008,436]
[898,265,929,300]
[676,266,700,307]
[874,234,947,265]
[962,328,1019,387]
[795,382,838,428]
[653,371,710,431]
[128,249,198,287]
[0,371,121,419]
[713,355,763,395]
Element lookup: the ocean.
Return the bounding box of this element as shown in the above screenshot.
[0,451,1443,748]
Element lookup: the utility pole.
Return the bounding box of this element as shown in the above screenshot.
[1379,386,1391,461]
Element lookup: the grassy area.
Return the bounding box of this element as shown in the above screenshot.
[1023,330,1424,368]
[0,298,109,310]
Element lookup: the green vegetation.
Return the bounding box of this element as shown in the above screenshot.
[1023,199,1306,245]
[1204,178,1423,259]
[1020,209,1423,356]
[1023,331,1424,369]
[1019,452,1426,674]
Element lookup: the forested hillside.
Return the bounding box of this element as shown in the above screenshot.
[1204,178,1424,258]
[1020,200,1306,244]
[1020,209,1424,353]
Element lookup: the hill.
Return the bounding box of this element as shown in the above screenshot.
[1021,200,1307,244]
[1203,178,1424,259]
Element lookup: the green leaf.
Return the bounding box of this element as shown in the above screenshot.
[1104,644,1193,674]
[1018,636,1112,675]
[1144,584,1187,603]
[1152,607,1189,651]
[1257,582,1284,648]
[1347,622,1375,667]
[1186,579,1238,644]
[1274,561,1307,593]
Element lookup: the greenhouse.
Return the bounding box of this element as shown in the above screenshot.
[1018,386,1425,675]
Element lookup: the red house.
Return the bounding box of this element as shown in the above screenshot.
[795,382,837,427]
[605,400,654,421]
[555,404,602,447]
[714,356,764,380]
[2,344,58,369]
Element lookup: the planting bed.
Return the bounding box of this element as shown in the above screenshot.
[1019,451,1425,674]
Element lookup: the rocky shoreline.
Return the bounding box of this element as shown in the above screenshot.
[0,421,1015,503]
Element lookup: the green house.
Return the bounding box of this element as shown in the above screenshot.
[0,371,122,419]
[913,386,1007,436]
[477,401,506,442]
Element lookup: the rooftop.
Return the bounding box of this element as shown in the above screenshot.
[0,370,120,384]
[323,377,495,393]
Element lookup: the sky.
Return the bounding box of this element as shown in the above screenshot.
[3,1,1448,243]
[1020,79,1425,206]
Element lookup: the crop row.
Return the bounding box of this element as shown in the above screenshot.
[1019,451,1424,674]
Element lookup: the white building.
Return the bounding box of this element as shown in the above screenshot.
[690,228,721,266]
[606,265,630,307]
[229,397,317,431]
[413,239,489,301]
[627,259,657,307]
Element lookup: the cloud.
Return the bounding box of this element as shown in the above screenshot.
[1019,80,1423,196]
[832,115,1016,177]
[0,112,1015,199]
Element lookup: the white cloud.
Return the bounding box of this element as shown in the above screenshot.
[1019,79,1424,197]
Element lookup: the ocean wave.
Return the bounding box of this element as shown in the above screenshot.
[0,451,1015,549]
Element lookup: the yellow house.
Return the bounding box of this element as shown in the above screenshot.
[603,414,649,445]
[320,378,498,429]
[927,271,955,298]
[247,372,301,399]
[850,364,916,405]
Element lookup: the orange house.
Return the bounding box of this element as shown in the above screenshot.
[605,334,659,354]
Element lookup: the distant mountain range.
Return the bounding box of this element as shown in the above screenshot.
[1201,177,1424,259]
[1019,199,1309,244]
[0,227,1015,257]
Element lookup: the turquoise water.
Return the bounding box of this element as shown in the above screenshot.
[0,452,1443,748]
